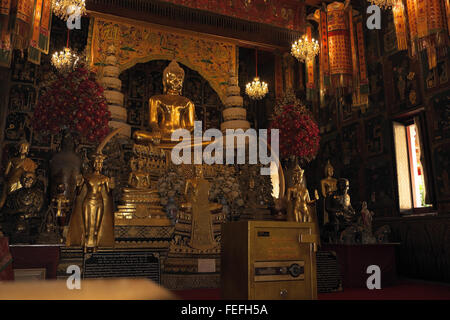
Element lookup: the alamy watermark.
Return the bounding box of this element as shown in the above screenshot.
[170,121,279,176]
[66,265,81,289]
[67,5,82,30]
[366,264,382,289]
[367,5,381,30]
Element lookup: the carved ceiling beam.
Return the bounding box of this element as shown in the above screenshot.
[87,0,304,51]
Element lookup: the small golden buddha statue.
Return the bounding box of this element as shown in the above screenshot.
[66,153,114,252]
[320,160,337,224]
[128,158,150,189]
[0,141,37,209]
[133,60,195,146]
[182,165,220,251]
[286,165,319,223]
[321,160,337,197]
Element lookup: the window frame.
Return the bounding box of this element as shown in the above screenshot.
[391,109,436,216]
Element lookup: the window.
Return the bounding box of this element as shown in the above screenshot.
[393,116,433,213]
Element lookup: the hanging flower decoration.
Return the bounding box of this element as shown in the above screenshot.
[33,66,111,143]
[269,104,320,162]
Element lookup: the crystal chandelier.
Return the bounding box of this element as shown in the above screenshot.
[246,77,268,100]
[51,47,80,72]
[52,0,86,21]
[245,49,268,100]
[291,34,319,62]
[367,0,397,9]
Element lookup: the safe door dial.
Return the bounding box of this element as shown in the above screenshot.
[288,263,303,277]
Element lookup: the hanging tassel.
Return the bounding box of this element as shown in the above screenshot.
[393,1,408,51]
[38,0,52,54]
[319,8,329,104]
[12,0,35,51]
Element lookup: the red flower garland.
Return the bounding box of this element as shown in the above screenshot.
[269,105,320,162]
[33,67,110,143]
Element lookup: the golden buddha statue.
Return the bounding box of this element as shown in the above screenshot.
[182,165,220,251]
[320,160,337,224]
[0,141,37,209]
[321,160,337,198]
[133,60,195,147]
[128,158,150,189]
[66,152,114,252]
[286,165,319,223]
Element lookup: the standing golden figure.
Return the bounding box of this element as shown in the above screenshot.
[66,129,120,252]
[0,141,37,209]
[182,165,219,251]
[133,60,195,147]
[286,165,319,223]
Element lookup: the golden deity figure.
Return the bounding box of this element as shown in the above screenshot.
[128,158,150,189]
[0,141,37,209]
[321,160,337,198]
[182,165,220,251]
[320,160,338,224]
[51,184,70,220]
[286,165,319,223]
[66,129,120,252]
[66,153,114,252]
[133,60,195,148]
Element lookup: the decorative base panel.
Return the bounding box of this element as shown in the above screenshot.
[114,225,174,249]
[161,273,220,290]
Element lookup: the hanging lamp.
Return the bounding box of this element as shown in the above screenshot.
[51,29,80,73]
[245,49,268,100]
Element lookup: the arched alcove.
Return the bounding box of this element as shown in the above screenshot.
[119,60,223,135]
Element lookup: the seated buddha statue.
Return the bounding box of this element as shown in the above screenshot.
[0,141,37,210]
[325,178,357,242]
[133,60,195,147]
[320,160,337,225]
[321,160,337,198]
[127,158,150,189]
[2,171,45,243]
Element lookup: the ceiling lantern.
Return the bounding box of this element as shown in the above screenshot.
[393,0,449,69]
[326,2,353,91]
[52,0,86,21]
[245,49,268,100]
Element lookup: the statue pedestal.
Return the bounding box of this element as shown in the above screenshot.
[162,201,225,289]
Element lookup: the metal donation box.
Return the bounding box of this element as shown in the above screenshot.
[221,221,318,300]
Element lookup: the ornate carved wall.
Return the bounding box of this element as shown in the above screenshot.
[87,13,237,104]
